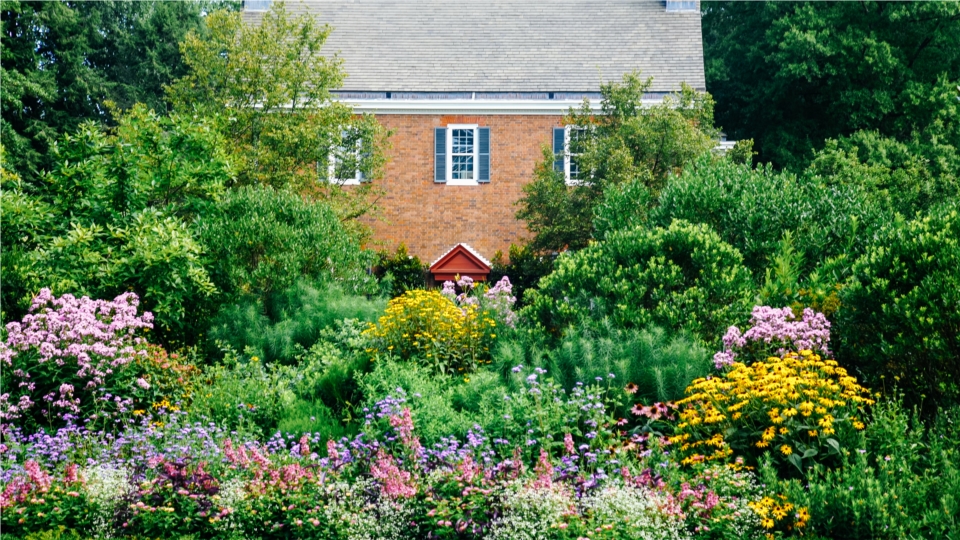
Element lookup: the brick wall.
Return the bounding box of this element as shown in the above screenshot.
[358,114,563,265]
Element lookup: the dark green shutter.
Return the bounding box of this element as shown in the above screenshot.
[553,127,565,172]
[478,127,490,183]
[435,128,446,183]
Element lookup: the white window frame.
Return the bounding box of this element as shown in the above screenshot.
[327,130,366,186]
[564,125,588,186]
[244,0,272,12]
[446,124,479,186]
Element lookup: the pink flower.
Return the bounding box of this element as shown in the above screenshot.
[135,378,150,390]
[370,449,416,498]
[564,433,576,455]
[531,448,554,489]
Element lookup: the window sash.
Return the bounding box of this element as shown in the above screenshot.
[446,124,479,185]
[564,126,588,185]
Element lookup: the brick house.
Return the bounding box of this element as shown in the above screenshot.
[243,0,705,271]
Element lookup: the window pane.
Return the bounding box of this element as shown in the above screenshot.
[452,155,474,180]
[245,0,272,11]
[569,158,581,181]
[452,129,474,154]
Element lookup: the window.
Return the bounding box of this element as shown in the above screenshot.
[325,129,368,186]
[450,126,475,182]
[553,126,590,185]
[665,0,698,12]
[565,126,588,184]
[435,125,491,185]
[244,0,272,11]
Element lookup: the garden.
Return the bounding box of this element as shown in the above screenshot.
[2,2,960,539]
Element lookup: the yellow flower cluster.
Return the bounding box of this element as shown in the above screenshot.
[364,289,497,374]
[670,350,874,467]
[749,494,809,532]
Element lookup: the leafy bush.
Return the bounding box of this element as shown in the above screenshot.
[2,107,228,344]
[769,401,960,539]
[489,243,555,307]
[535,321,713,408]
[668,350,875,474]
[0,289,155,432]
[206,280,384,364]
[194,185,376,303]
[525,219,754,340]
[364,289,497,375]
[651,154,888,278]
[835,209,960,413]
[591,177,652,241]
[374,243,426,297]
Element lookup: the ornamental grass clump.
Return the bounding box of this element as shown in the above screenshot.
[364,289,497,375]
[669,350,875,473]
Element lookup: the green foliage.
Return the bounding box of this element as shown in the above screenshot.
[651,154,889,278]
[591,177,651,241]
[537,322,712,411]
[704,1,960,171]
[516,73,718,252]
[808,132,960,216]
[194,185,376,304]
[374,243,426,297]
[188,354,291,438]
[0,0,227,181]
[489,243,556,307]
[770,401,960,539]
[167,2,388,224]
[2,107,229,343]
[835,209,960,413]
[206,281,382,364]
[360,360,620,460]
[525,219,753,341]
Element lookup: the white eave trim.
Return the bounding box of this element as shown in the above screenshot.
[334,98,663,115]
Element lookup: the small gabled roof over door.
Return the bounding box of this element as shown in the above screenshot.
[430,243,492,283]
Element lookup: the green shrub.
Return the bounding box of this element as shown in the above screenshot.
[769,401,960,539]
[489,243,555,307]
[374,243,426,297]
[591,177,652,241]
[835,209,960,413]
[194,185,376,303]
[525,219,754,341]
[276,399,351,442]
[206,280,383,364]
[651,154,888,278]
[538,321,712,410]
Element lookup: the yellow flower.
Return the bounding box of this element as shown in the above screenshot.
[779,445,792,456]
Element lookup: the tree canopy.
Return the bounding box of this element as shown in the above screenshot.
[703,1,960,171]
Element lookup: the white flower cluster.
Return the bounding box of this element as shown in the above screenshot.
[583,484,690,540]
[81,465,131,507]
[489,483,573,540]
[321,480,417,540]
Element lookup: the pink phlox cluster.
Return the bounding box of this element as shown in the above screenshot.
[326,439,340,465]
[280,463,313,487]
[677,482,720,512]
[223,439,251,468]
[714,306,832,369]
[481,276,517,328]
[389,407,422,456]
[530,448,554,489]
[1,289,153,420]
[370,449,416,498]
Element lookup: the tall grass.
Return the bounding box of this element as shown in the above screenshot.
[206,279,385,364]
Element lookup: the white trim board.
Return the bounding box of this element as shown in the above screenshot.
[334,98,664,115]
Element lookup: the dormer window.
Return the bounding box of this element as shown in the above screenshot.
[665,1,698,12]
[244,0,272,11]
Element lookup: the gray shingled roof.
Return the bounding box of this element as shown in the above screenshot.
[243,1,704,93]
